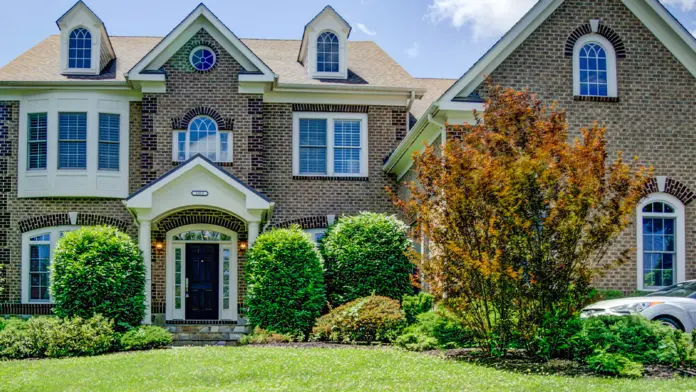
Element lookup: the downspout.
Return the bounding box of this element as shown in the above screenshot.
[427,113,446,147]
[262,202,276,233]
[405,90,416,130]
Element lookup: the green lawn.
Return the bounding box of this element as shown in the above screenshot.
[1,346,695,391]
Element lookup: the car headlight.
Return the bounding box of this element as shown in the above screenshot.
[610,302,663,314]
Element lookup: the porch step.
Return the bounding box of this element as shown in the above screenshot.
[166,324,251,346]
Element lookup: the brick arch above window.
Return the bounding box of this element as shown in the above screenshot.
[644,177,696,206]
[18,213,130,233]
[565,23,626,58]
[152,208,247,241]
[171,107,233,130]
[274,216,329,230]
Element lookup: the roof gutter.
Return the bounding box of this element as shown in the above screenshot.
[273,83,426,96]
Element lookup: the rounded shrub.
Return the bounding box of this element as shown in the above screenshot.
[51,226,145,330]
[245,226,325,336]
[312,295,406,343]
[320,212,415,306]
[120,326,172,351]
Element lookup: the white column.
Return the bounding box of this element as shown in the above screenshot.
[248,221,260,249]
[139,220,152,325]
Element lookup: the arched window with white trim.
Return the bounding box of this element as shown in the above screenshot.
[21,226,80,303]
[68,28,92,69]
[637,194,685,290]
[173,116,232,163]
[317,31,339,73]
[573,34,617,98]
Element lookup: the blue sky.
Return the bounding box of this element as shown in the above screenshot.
[2,0,696,79]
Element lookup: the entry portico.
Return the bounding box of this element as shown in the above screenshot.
[125,154,273,324]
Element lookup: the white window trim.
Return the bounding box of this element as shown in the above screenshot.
[305,228,327,243]
[61,25,99,75]
[636,193,685,291]
[572,34,618,98]
[21,226,80,304]
[165,224,238,321]
[172,117,232,163]
[292,112,369,177]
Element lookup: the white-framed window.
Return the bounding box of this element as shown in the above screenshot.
[27,113,48,170]
[292,112,368,177]
[637,194,685,290]
[317,31,339,73]
[173,116,232,163]
[21,226,80,303]
[190,46,216,71]
[573,34,617,98]
[68,28,92,69]
[58,112,87,170]
[98,113,120,171]
[305,228,327,243]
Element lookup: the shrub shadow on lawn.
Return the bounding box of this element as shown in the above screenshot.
[430,348,689,380]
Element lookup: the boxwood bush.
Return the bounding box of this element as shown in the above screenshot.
[120,326,172,351]
[312,295,406,343]
[245,226,325,336]
[0,315,114,359]
[51,226,145,330]
[320,213,414,306]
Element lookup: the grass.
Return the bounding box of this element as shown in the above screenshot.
[1,346,696,391]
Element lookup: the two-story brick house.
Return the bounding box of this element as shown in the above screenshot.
[0,2,425,326]
[387,0,696,294]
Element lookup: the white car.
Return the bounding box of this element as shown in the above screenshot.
[581,280,696,332]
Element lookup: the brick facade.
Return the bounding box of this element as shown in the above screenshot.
[439,0,696,292]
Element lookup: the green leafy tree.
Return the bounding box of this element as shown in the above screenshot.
[321,212,414,306]
[51,226,145,330]
[245,226,325,336]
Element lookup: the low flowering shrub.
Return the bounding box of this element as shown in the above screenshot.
[321,213,414,306]
[120,326,172,351]
[0,315,114,360]
[312,296,405,344]
[51,226,145,330]
[245,226,325,336]
[239,327,296,345]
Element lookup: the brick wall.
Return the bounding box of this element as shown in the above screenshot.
[453,0,696,292]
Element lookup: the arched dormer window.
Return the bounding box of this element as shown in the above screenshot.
[317,31,339,73]
[637,194,686,290]
[173,116,232,163]
[68,28,92,69]
[573,34,617,98]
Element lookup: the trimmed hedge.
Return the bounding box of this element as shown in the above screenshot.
[245,226,326,336]
[120,326,172,351]
[312,296,406,343]
[0,315,114,359]
[321,213,415,306]
[51,226,145,330]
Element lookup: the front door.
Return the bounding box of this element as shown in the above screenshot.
[186,244,219,320]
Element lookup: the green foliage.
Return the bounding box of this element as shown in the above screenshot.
[239,327,296,345]
[397,311,474,351]
[312,296,406,343]
[0,315,114,360]
[51,226,145,330]
[119,326,172,351]
[572,315,691,366]
[531,307,583,360]
[402,292,434,325]
[586,351,644,378]
[321,213,414,306]
[245,226,325,336]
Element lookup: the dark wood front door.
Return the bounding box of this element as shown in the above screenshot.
[186,244,219,320]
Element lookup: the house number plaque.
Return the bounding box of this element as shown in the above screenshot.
[191,190,209,197]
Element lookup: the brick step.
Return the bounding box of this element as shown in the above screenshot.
[166,324,250,346]
[165,325,250,334]
[173,340,239,347]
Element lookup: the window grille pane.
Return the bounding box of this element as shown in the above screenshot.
[220,132,230,162]
[98,114,120,170]
[317,32,339,73]
[68,28,92,69]
[58,113,87,169]
[28,113,48,170]
[579,43,608,97]
[188,117,218,161]
[643,215,676,288]
[334,148,360,174]
[177,132,186,161]
[299,119,327,146]
[300,147,327,174]
[29,244,50,300]
[334,120,361,147]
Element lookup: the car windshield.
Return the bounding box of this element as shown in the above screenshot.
[646,281,696,298]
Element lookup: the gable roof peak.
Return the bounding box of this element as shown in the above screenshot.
[298,5,352,63]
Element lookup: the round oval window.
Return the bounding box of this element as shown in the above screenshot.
[190,46,216,71]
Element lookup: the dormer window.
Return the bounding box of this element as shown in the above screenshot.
[68,28,92,69]
[317,32,339,73]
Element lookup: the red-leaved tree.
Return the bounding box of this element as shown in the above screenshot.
[392,86,649,356]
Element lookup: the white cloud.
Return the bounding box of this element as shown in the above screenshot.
[405,42,420,58]
[356,23,376,36]
[661,0,696,11]
[426,0,537,40]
